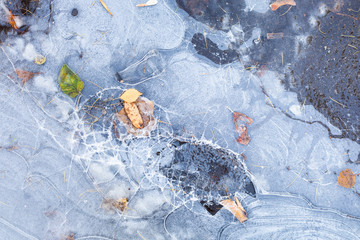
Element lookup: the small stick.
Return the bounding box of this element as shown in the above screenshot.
[100,0,113,16]
[329,97,347,108]
[203,29,208,50]
[279,6,292,16]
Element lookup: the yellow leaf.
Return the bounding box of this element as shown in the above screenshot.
[337,168,356,188]
[221,197,248,223]
[136,0,158,7]
[120,89,143,103]
[34,55,46,65]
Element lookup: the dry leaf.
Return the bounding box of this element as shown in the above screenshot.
[267,32,284,39]
[233,112,253,145]
[136,0,158,7]
[337,168,356,188]
[16,69,40,85]
[8,10,18,30]
[270,0,296,11]
[124,102,144,129]
[120,89,143,103]
[221,197,248,223]
[103,198,128,212]
[35,55,46,65]
[61,233,75,240]
[117,97,156,136]
[100,0,113,16]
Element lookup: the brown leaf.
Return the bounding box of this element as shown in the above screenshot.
[8,10,18,30]
[337,168,356,188]
[103,198,128,212]
[124,102,144,129]
[270,0,296,11]
[117,97,156,136]
[233,112,253,145]
[267,32,284,39]
[221,197,248,223]
[16,69,40,85]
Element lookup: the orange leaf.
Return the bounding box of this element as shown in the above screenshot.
[8,10,18,30]
[16,69,41,85]
[337,168,356,188]
[124,102,144,129]
[221,197,248,223]
[233,112,253,145]
[117,97,156,136]
[270,0,296,11]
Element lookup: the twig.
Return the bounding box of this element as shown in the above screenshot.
[318,21,326,34]
[203,30,208,50]
[0,47,16,73]
[279,6,292,16]
[286,166,303,189]
[219,5,227,13]
[0,201,9,206]
[100,0,113,16]
[329,97,347,108]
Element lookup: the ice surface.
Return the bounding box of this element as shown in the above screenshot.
[0,0,360,239]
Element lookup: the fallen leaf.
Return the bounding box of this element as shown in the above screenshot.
[34,55,46,65]
[124,102,144,129]
[102,198,128,212]
[136,0,158,7]
[8,10,18,30]
[270,0,296,11]
[6,145,19,151]
[120,88,143,103]
[233,112,253,145]
[337,168,356,188]
[62,233,75,240]
[100,0,113,16]
[267,32,284,39]
[58,64,84,98]
[16,69,40,85]
[117,97,156,136]
[221,197,248,223]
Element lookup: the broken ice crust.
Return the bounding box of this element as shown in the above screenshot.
[79,88,256,215]
[160,139,256,212]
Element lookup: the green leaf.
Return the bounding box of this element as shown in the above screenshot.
[58,64,84,98]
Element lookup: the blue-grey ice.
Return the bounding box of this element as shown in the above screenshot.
[0,0,359,239]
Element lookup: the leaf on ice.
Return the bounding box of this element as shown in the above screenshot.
[136,0,158,7]
[117,97,156,136]
[337,168,356,188]
[270,0,296,11]
[103,198,128,212]
[16,69,40,85]
[58,64,84,98]
[34,55,46,65]
[233,112,253,145]
[221,197,248,223]
[124,102,144,129]
[267,32,284,39]
[120,88,143,103]
[8,10,18,30]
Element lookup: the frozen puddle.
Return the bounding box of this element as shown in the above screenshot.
[0,0,360,239]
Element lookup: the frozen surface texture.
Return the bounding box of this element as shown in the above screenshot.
[0,0,360,239]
